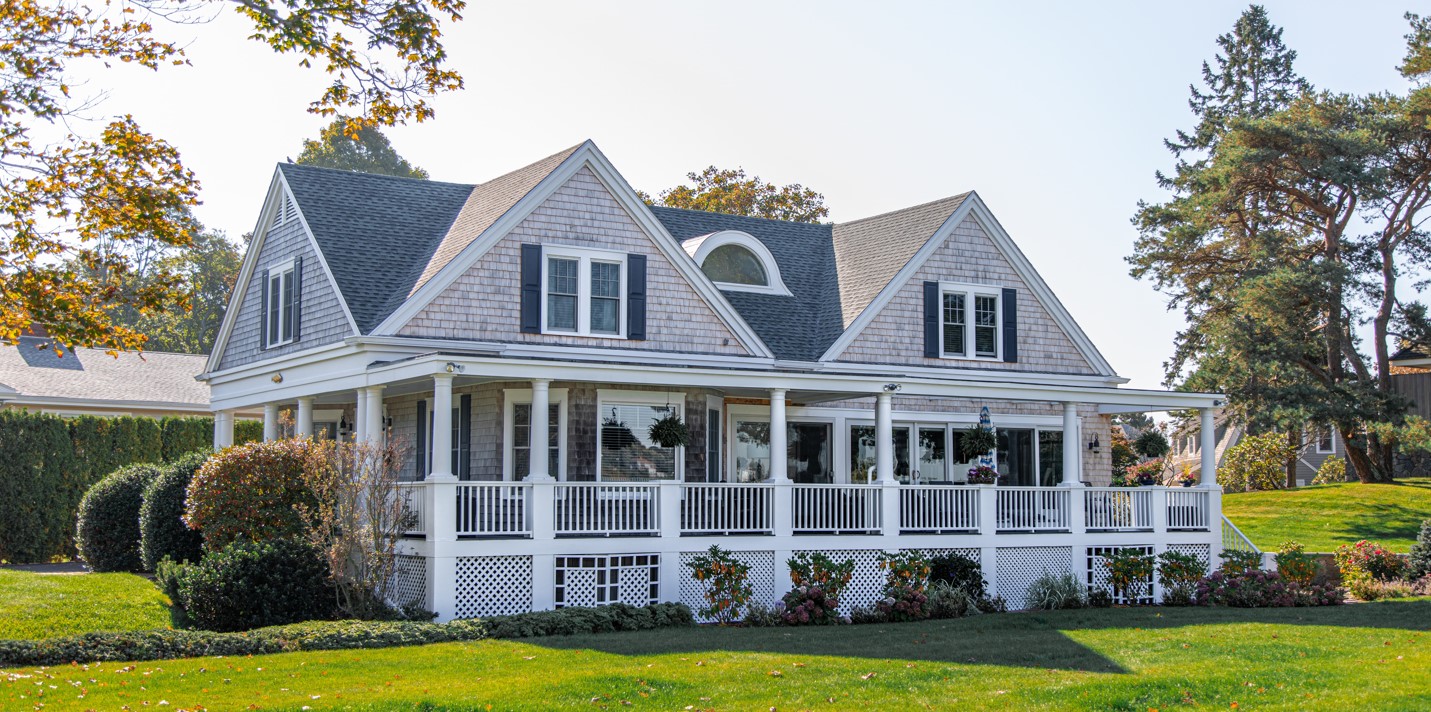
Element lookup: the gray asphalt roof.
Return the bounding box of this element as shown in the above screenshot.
[277,146,971,359]
[0,337,210,406]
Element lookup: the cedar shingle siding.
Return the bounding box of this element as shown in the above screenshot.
[398,167,750,356]
[217,212,352,371]
[838,216,1097,375]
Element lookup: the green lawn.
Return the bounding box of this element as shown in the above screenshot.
[0,569,172,641]
[1223,477,1431,553]
[5,601,1429,711]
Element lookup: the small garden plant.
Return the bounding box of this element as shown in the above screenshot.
[1218,549,1263,575]
[1274,541,1318,586]
[875,550,931,621]
[1336,539,1408,600]
[1156,550,1206,605]
[1102,548,1154,604]
[687,545,753,624]
[779,552,854,625]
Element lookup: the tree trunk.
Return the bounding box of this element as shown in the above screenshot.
[1285,429,1299,488]
[1342,427,1377,483]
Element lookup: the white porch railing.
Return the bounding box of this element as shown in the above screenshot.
[791,484,881,534]
[1083,488,1152,531]
[396,482,427,537]
[1166,488,1211,530]
[680,483,774,535]
[554,483,661,536]
[899,485,980,533]
[456,483,532,537]
[1221,514,1260,554]
[996,487,1070,532]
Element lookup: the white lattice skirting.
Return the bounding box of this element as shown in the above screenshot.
[1086,544,1156,605]
[388,555,428,609]
[996,546,1074,610]
[454,555,534,619]
[679,550,777,622]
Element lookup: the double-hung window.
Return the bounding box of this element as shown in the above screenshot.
[264,259,297,348]
[1315,426,1335,454]
[543,248,626,337]
[940,283,1001,360]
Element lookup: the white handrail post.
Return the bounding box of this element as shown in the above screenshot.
[880,480,901,537]
[772,480,793,538]
[427,479,458,621]
[659,481,682,539]
[1150,487,1169,535]
[1068,486,1086,535]
[529,480,557,611]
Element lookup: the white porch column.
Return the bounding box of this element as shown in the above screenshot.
[1060,402,1082,486]
[295,397,315,438]
[212,410,234,450]
[1200,407,1219,486]
[875,391,896,484]
[262,404,279,441]
[430,374,456,480]
[363,386,386,447]
[768,389,789,482]
[354,389,367,442]
[526,379,554,481]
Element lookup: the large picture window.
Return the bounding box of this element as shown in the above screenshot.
[599,395,681,481]
[542,248,626,338]
[940,282,1001,360]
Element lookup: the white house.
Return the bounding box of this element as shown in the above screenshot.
[202,141,1226,618]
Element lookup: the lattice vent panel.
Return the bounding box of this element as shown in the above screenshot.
[454,555,533,619]
[679,550,776,623]
[1167,544,1212,572]
[387,555,428,609]
[997,546,1074,610]
[555,554,660,608]
[794,549,887,615]
[1086,545,1155,606]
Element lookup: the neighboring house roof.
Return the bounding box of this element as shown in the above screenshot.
[0,336,210,410]
[1391,346,1429,362]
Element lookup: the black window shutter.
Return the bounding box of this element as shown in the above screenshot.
[291,255,304,341]
[520,244,542,333]
[922,281,940,358]
[458,394,472,479]
[259,269,271,348]
[627,253,647,340]
[415,399,428,478]
[1002,287,1018,363]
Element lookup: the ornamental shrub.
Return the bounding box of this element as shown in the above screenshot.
[1406,519,1431,580]
[926,580,980,619]
[1334,540,1404,583]
[1025,571,1087,610]
[686,545,753,624]
[1219,432,1296,492]
[139,452,208,570]
[1274,541,1318,586]
[75,463,164,572]
[1156,550,1207,604]
[1196,569,1342,607]
[1218,549,1264,575]
[929,552,987,600]
[786,551,854,603]
[875,550,931,621]
[0,410,76,564]
[159,417,215,461]
[167,538,337,632]
[1311,456,1348,485]
[185,439,318,549]
[779,585,844,625]
[1102,548,1154,604]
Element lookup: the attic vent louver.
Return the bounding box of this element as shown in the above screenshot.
[273,191,298,228]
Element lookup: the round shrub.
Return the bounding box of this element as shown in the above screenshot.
[75,463,164,572]
[171,538,337,632]
[139,452,208,570]
[185,439,317,550]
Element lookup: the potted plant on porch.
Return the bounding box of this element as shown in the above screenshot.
[957,425,997,463]
[648,411,691,448]
[966,464,999,485]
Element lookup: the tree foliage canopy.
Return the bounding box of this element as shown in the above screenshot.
[296,119,429,178]
[0,0,464,354]
[641,166,829,223]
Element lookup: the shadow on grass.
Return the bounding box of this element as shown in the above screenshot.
[530,600,1431,674]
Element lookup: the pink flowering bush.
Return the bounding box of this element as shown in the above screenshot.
[874,550,931,622]
[778,585,845,625]
[1196,569,1343,607]
[1335,540,1404,582]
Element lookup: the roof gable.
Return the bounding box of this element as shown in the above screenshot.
[831,194,969,327]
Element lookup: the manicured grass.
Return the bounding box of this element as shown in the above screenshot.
[0,569,172,641]
[5,602,1429,710]
[1223,477,1431,553]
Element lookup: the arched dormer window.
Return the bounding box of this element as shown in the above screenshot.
[682,230,791,296]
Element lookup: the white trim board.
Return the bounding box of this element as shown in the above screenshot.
[368,140,774,360]
[818,192,1117,377]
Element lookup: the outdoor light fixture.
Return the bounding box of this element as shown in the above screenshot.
[882,383,901,393]
[445,361,463,374]
[1088,435,1101,453]
[271,373,283,384]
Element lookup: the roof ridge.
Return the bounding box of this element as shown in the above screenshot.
[12,336,206,359]
[835,192,972,228]
[647,205,832,229]
[473,143,586,189]
[277,161,474,190]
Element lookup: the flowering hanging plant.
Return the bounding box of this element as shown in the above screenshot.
[966,465,999,485]
[1175,467,1197,486]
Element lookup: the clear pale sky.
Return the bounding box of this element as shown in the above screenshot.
[76,1,1416,388]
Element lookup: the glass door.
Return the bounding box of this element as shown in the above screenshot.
[789,423,832,483]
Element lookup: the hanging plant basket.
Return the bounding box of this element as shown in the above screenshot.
[958,425,998,462]
[648,413,691,448]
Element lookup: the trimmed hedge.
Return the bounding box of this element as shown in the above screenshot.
[0,412,262,564]
[75,464,164,572]
[162,539,338,632]
[0,603,695,666]
[139,452,208,570]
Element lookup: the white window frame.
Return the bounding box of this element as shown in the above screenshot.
[264,258,296,349]
[541,246,628,339]
[595,389,685,481]
[683,230,792,296]
[1315,426,1336,454]
[939,280,1002,361]
[502,387,569,481]
[705,395,724,483]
